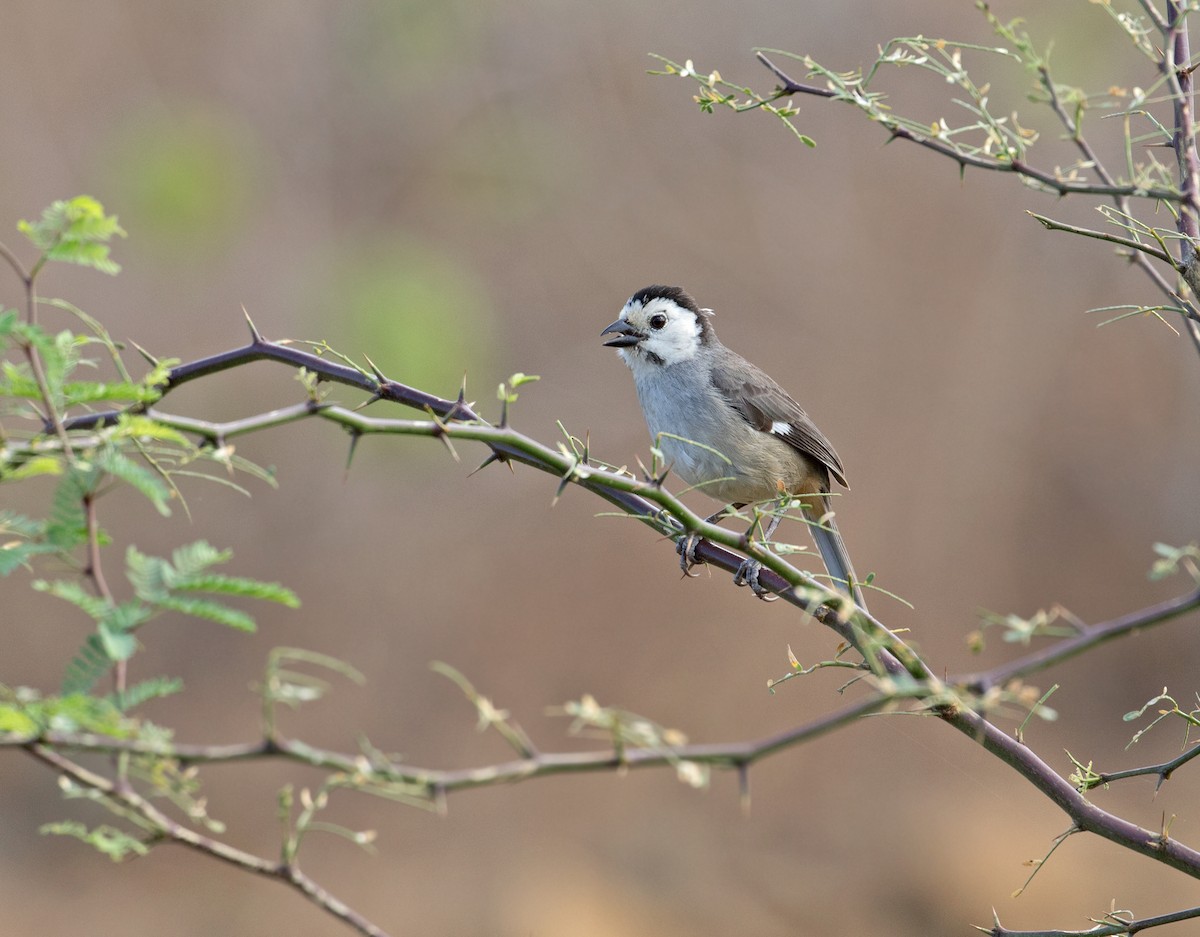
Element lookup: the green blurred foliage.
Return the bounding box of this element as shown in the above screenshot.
[101,108,261,256]
[321,239,495,399]
[336,0,483,92]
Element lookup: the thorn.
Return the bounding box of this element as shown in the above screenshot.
[445,395,469,423]
[424,407,461,463]
[458,372,468,404]
[582,430,591,465]
[551,470,572,507]
[738,763,751,815]
[352,393,383,412]
[129,339,159,367]
[468,451,504,477]
[344,430,362,479]
[242,305,264,343]
[499,395,509,429]
[437,431,460,463]
[362,354,388,388]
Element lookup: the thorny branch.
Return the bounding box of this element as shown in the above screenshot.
[756,2,1200,342]
[6,6,1200,937]
[985,901,1200,937]
[26,745,390,937]
[6,322,1200,889]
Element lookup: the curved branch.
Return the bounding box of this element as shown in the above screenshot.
[955,586,1200,693]
[949,706,1200,878]
[38,333,915,675]
[14,321,1200,878]
[988,901,1200,937]
[9,693,892,791]
[26,744,391,937]
[754,52,1186,203]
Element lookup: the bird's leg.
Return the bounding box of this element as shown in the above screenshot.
[677,505,738,577]
[732,496,790,600]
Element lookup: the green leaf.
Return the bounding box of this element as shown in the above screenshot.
[95,448,172,516]
[125,545,171,600]
[0,704,39,736]
[5,321,73,406]
[174,573,300,607]
[38,693,129,735]
[108,676,184,712]
[111,414,189,446]
[0,455,64,483]
[45,466,99,549]
[96,599,150,657]
[0,511,45,537]
[40,822,149,861]
[63,635,115,696]
[33,578,110,620]
[61,381,161,405]
[96,629,137,662]
[154,595,256,631]
[0,510,62,573]
[0,542,52,575]
[126,542,296,632]
[168,540,230,578]
[19,196,126,275]
[58,598,155,666]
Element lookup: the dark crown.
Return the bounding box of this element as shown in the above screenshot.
[627,284,714,343]
[628,285,701,315]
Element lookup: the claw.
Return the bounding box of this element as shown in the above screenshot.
[733,559,779,601]
[676,533,704,577]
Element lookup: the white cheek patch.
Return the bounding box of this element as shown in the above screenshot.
[642,303,702,364]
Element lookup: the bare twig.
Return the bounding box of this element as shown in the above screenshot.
[7,693,892,790]
[955,586,1200,693]
[26,744,392,937]
[755,52,1186,202]
[1027,212,1180,269]
[1094,743,1200,792]
[985,901,1200,937]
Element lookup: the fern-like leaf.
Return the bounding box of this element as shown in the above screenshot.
[153,595,256,632]
[109,676,184,712]
[174,573,300,606]
[95,448,172,516]
[62,635,114,695]
[45,467,97,550]
[169,540,229,578]
[19,196,126,275]
[33,578,110,620]
[40,822,149,861]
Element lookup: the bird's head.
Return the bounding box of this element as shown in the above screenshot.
[601,285,714,368]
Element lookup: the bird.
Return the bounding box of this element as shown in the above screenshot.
[601,284,866,608]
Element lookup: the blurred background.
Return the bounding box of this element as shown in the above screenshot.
[3,1,1200,934]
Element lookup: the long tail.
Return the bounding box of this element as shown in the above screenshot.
[811,511,868,613]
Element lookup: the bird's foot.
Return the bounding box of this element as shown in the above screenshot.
[676,532,705,577]
[733,558,779,601]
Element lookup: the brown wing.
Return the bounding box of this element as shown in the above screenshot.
[711,362,849,489]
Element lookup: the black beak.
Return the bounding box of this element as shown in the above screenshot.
[601,318,642,348]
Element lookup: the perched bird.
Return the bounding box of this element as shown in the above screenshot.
[601,284,865,608]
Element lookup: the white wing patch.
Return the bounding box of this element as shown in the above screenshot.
[770,420,793,437]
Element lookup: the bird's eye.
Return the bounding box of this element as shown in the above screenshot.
[649,313,667,330]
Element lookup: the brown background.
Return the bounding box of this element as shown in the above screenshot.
[2,2,1200,935]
